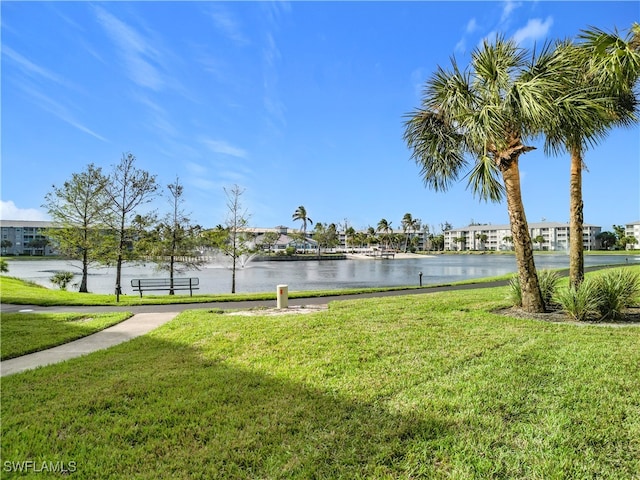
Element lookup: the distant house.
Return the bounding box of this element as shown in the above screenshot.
[250,226,318,253]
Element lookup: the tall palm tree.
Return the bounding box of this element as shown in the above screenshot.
[292,206,313,240]
[404,37,562,312]
[544,25,640,288]
[401,213,420,252]
[377,218,393,250]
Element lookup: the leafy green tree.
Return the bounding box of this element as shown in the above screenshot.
[43,164,111,293]
[312,222,326,254]
[292,206,313,239]
[431,234,444,251]
[543,24,640,288]
[620,236,638,250]
[1,240,13,255]
[404,36,557,312]
[26,237,49,256]
[345,226,356,252]
[258,231,281,254]
[533,235,545,250]
[476,233,488,250]
[103,153,158,301]
[503,236,514,251]
[139,177,203,294]
[596,231,617,250]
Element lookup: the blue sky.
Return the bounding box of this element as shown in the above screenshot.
[2,1,638,233]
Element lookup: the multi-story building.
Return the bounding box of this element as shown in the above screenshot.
[443,222,602,252]
[625,221,640,250]
[0,220,57,256]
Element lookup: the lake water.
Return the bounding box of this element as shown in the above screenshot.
[4,254,638,296]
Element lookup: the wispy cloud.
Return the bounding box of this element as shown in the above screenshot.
[501,0,522,23]
[3,46,70,87]
[201,138,247,158]
[208,4,250,46]
[0,200,49,221]
[466,18,478,34]
[19,84,107,142]
[93,6,166,91]
[410,68,427,97]
[512,17,554,46]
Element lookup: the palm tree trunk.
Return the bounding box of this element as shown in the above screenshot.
[502,158,545,313]
[569,144,584,288]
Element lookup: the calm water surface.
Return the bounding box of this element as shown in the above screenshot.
[5,254,638,296]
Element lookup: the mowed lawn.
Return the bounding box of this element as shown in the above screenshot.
[2,287,639,479]
[1,312,132,360]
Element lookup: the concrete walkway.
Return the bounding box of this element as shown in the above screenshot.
[1,311,178,377]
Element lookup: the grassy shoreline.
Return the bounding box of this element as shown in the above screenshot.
[2,282,639,478]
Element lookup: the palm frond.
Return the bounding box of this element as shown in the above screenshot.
[464,154,505,202]
[403,109,467,192]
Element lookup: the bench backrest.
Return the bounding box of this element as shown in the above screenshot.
[131,278,199,288]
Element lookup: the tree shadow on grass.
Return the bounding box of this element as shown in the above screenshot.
[1,334,450,479]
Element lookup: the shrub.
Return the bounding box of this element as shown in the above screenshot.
[508,275,522,307]
[50,271,75,291]
[508,269,559,309]
[554,278,602,322]
[593,268,640,320]
[539,270,560,308]
[0,259,8,273]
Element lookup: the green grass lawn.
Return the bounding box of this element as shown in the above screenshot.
[0,312,132,360]
[2,285,639,479]
[0,274,513,307]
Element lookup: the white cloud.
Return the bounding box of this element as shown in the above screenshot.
[201,138,247,158]
[0,201,49,221]
[466,18,478,34]
[501,0,522,23]
[512,17,554,46]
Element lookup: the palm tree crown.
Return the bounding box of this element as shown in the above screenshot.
[292,206,313,237]
[542,24,640,287]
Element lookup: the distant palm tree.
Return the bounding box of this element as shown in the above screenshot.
[292,206,313,240]
[404,36,561,312]
[377,218,393,250]
[401,213,421,252]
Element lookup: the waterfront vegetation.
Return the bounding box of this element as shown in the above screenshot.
[2,271,640,478]
[1,312,132,360]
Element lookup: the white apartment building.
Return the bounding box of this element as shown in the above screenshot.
[443,222,602,252]
[625,221,640,250]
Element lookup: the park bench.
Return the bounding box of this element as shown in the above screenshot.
[131,278,199,297]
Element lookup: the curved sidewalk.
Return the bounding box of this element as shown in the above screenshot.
[1,312,179,377]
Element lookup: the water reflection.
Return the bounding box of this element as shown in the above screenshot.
[4,254,637,295]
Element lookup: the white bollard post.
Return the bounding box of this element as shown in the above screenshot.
[276,284,288,309]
